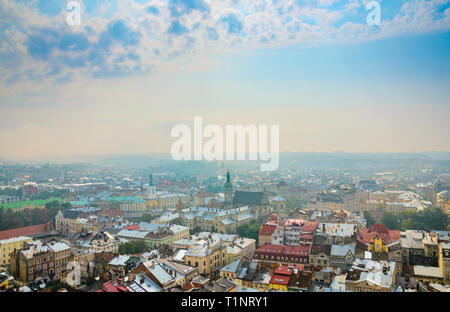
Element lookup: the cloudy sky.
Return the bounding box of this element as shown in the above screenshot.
[0,0,449,160]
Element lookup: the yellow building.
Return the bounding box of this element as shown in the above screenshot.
[0,236,32,268]
[369,236,388,253]
[117,224,189,249]
[169,224,190,242]
[219,258,242,280]
[184,241,227,278]
[269,282,288,292]
[55,210,100,236]
[144,197,159,211]
[357,225,401,261]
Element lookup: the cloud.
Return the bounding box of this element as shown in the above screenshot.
[167,20,190,35]
[220,12,244,34]
[146,5,160,15]
[168,0,210,17]
[1,0,449,85]
[99,19,141,47]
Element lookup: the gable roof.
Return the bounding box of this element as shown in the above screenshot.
[330,244,355,257]
[358,225,400,246]
[142,260,175,286]
[220,258,242,273]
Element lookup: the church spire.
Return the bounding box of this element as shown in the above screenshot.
[224,170,232,188]
[224,170,233,210]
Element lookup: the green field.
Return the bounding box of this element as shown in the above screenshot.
[0,197,63,210]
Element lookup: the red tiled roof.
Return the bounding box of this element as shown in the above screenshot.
[302,222,319,232]
[259,224,276,236]
[371,224,388,233]
[0,222,53,240]
[102,280,130,292]
[275,265,294,275]
[283,219,305,227]
[124,225,140,230]
[182,283,193,291]
[255,244,310,257]
[270,274,290,285]
[357,224,400,246]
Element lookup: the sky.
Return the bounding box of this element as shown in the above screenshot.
[0,0,449,160]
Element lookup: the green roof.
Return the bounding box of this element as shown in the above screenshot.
[70,200,90,206]
[1,197,62,210]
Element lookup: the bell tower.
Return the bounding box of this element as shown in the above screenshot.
[147,174,157,198]
[224,171,233,210]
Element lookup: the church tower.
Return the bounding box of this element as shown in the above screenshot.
[147,174,157,199]
[224,171,233,210]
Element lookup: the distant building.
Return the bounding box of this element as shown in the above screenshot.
[308,185,359,212]
[55,210,101,236]
[193,191,216,206]
[141,175,188,212]
[178,206,256,234]
[0,195,21,205]
[107,196,146,218]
